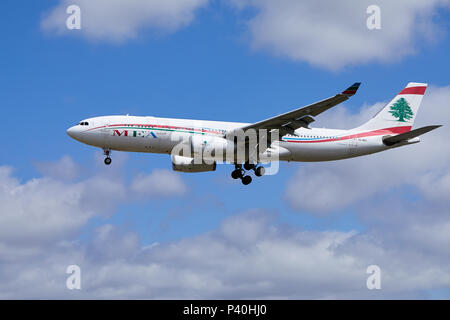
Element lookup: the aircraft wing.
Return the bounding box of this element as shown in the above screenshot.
[225,82,361,138]
[383,125,442,146]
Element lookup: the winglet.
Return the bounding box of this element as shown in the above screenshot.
[341,82,361,96]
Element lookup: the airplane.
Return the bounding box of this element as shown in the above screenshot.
[66,82,440,185]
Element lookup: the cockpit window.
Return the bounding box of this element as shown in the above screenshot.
[79,122,89,126]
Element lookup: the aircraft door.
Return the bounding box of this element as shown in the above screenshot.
[347,137,358,155]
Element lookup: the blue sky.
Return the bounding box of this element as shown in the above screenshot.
[1,0,450,299]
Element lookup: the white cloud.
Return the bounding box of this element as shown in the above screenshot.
[41,0,209,42]
[88,224,141,260]
[40,0,450,68]
[0,156,186,257]
[35,155,80,181]
[130,169,187,197]
[2,209,450,299]
[285,85,450,212]
[0,157,450,298]
[0,211,366,298]
[0,165,125,245]
[231,0,450,70]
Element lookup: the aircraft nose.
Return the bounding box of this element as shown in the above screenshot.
[66,126,78,139]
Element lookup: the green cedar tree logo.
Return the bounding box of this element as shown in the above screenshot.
[389,98,414,122]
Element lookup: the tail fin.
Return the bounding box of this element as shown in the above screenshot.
[356,82,427,132]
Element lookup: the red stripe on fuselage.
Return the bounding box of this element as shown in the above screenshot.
[86,125,106,132]
[398,86,426,95]
[85,123,222,135]
[284,126,411,143]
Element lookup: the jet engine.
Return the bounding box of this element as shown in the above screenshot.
[171,155,216,173]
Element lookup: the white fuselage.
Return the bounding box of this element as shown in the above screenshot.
[66,115,407,162]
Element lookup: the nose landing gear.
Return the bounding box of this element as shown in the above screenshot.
[103,149,112,165]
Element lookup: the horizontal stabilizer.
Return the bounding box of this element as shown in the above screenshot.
[383,125,441,146]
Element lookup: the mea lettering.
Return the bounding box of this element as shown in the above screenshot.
[113,130,128,136]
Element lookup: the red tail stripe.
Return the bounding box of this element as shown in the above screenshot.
[398,86,426,95]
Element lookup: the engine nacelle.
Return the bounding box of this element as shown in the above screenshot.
[171,155,216,173]
[190,135,229,160]
[172,135,274,163]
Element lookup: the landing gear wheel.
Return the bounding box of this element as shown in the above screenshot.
[241,175,252,185]
[231,169,243,179]
[244,162,256,171]
[254,166,265,177]
[232,169,244,179]
[103,149,112,165]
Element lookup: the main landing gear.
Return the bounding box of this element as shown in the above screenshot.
[103,149,112,165]
[231,162,265,185]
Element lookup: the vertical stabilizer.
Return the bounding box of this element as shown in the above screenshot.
[356,82,427,132]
